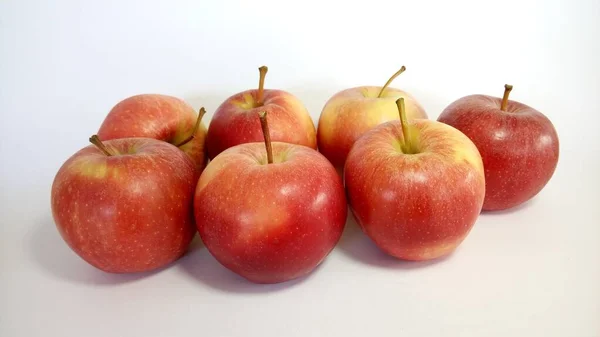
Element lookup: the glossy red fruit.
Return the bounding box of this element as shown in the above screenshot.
[344,98,485,261]
[98,94,208,175]
[438,85,559,211]
[51,137,197,273]
[195,113,346,283]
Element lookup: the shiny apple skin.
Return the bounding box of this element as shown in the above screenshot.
[51,138,197,273]
[194,142,347,283]
[317,86,428,169]
[97,94,208,175]
[206,89,317,159]
[438,94,559,211]
[344,119,485,261]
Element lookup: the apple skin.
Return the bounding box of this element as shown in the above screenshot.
[317,86,428,169]
[437,94,559,211]
[194,142,347,283]
[51,138,197,273]
[97,94,207,175]
[206,89,317,159]
[344,119,485,261]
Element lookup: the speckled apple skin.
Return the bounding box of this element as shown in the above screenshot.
[438,95,559,211]
[194,142,347,284]
[51,138,197,273]
[317,86,428,170]
[344,119,485,261]
[98,94,208,175]
[206,89,317,160]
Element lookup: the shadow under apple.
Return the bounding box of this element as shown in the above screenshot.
[28,216,183,286]
[480,198,538,216]
[336,210,455,269]
[176,240,315,294]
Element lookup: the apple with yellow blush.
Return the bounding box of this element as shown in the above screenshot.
[97,94,208,176]
[51,136,197,273]
[317,66,428,170]
[206,66,317,159]
[195,112,346,283]
[344,98,485,261]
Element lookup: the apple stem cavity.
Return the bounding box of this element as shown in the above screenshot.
[256,66,269,106]
[396,98,415,154]
[258,111,274,164]
[89,135,114,156]
[378,66,406,98]
[176,107,206,147]
[501,84,513,111]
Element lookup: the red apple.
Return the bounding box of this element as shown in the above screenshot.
[437,85,559,211]
[344,98,485,261]
[194,111,346,283]
[51,136,197,273]
[318,66,428,170]
[97,94,208,175]
[206,66,317,159]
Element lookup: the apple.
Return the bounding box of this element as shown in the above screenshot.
[437,85,559,211]
[317,66,428,170]
[194,111,347,283]
[97,94,208,175]
[344,98,485,261]
[50,136,197,273]
[206,66,317,159]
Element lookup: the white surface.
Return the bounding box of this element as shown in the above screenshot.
[1,0,599,336]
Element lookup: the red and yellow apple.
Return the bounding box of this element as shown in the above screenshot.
[51,136,197,273]
[344,98,485,261]
[195,112,346,283]
[318,66,428,170]
[206,66,316,159]
[97,94,207,175]
[437,85,559,211]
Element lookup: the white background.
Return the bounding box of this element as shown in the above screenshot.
[1,0,599,336]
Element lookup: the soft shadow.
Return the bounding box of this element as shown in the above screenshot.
[28,217,184,286]
[177,241,316,294]
[337,211,454,269]
[480,198,537,216]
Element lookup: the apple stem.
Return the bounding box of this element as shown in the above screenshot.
[501,84,513,111]
[176,107,206,147]
[89,135,114,156]
[396,98,412,153]
[258,111,273,164]
[256,66,268,106]
[378,66,406,98]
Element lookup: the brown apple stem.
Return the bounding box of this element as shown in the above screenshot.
[258,111,273,164]
[89,135,114,156]
[378,66,406,98]
[501,84,513,111]
[256,65,268,106]
[396,98,412,152]
[176,107,206,147]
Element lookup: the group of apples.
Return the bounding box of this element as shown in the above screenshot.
[51,66,559,284]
